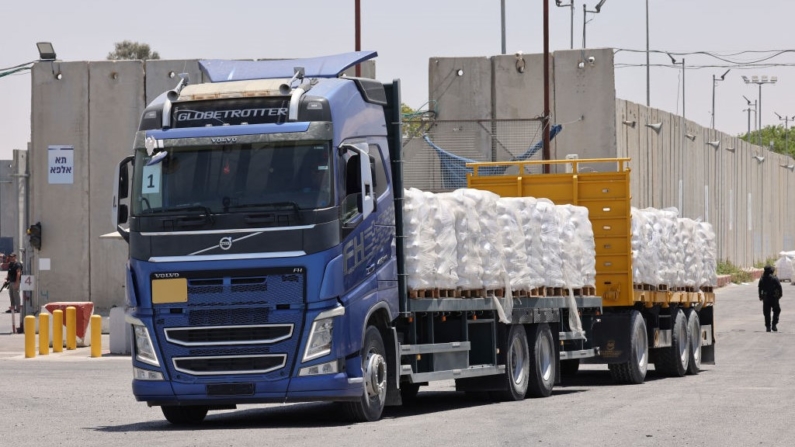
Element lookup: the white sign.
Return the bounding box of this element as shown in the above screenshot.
[20,275,34,292]
[48,145,74,184]
[141,162,162,194]
[39,258,51,271]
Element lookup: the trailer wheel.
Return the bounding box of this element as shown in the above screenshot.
[342,326,387,422]
[560,359,580,377]
[654,309,690,377]
[684,308,701,375]
[608,311,648,384]
[526,324,555,398]
[161,405,208,425]
[492,324,530,401]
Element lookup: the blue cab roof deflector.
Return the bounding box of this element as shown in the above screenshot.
[199,51,378,82]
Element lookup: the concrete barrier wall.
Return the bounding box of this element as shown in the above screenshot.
[31,62,91,308]
[616,99,795,266]
[88,61,144,311]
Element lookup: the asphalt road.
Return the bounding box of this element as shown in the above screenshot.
[0,280,793,447]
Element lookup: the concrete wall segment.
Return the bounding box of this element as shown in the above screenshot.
[552,48,616,168]
[88,61,144,311]
[31,61,90,306]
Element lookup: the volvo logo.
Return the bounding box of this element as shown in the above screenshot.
[219,236,233,251]
[211,137,237,144]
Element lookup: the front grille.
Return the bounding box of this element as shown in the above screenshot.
[188,308,271,326]
[165,324,293,346]
[173,354,287,375]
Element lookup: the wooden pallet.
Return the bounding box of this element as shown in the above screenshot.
[409,288,440,299]
[528,287,547,297]
[460,288,485,298]
[485,288,505,297]
[544,287,565,296]
[700,286,714,293]
[511,289,529,298]
[439,288,460,298]
[572,286,597,296]
[634,284,671,292]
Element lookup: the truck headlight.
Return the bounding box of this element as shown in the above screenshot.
[302,306,345,362]
[133,324,160,367]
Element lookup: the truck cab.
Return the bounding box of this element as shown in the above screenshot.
[115,52,401,423]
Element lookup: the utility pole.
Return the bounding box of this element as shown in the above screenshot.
[555,1,575,50]
[711,69,730,129]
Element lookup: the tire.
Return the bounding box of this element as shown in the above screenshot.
[492,324,530,401]
[526,324,555,398]
[560,359,580,377]
[342,326,388,422]
[608,311,648,384]
[161,405,208,425]
[654,309,690,377]
[684,308,702,375]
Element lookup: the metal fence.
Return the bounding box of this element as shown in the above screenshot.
[401,118,546,192]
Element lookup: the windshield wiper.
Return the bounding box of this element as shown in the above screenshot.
[227,201,301,213]
[142,204,215,225]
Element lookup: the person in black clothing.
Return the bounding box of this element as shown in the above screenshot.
[758,265,783,332]
[4,253,22,315]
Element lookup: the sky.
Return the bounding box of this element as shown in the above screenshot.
[3,0,795,160]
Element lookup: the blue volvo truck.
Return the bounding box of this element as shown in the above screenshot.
[112,51,706,425]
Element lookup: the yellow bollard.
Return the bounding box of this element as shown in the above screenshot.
[53,310,63,353]
[39,313,50,356]
[24,316,36,358]
[90,315,102,358]
[66,306,77,350]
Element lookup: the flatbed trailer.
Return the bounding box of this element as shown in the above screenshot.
[466,157,715,383]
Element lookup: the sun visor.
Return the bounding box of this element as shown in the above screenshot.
[200,51,378,82]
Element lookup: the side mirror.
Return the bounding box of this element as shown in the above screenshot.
[112,156,134,229]
[119,162,129,199]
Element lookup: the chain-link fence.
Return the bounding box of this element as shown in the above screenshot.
[401,118,547,192]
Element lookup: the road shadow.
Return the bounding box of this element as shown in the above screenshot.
[95,368,705,432]
[93,389,554,432]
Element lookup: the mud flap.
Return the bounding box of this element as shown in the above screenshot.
[591,313,633,364]
[699,306,716,365]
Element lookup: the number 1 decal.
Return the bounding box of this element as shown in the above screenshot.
[141,163,162,194]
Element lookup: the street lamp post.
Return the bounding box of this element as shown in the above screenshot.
[743,95,757,141]
[555,0,575,50]
[712,69,730,129]
[646,0,650,107]
[669,53,686,214]
[501,0,506,54]
[742,75,777,145]
[775,112,794,156]
[582,0,607,49]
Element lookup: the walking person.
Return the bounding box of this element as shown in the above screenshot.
[5,253,22,315]
[758,265,783,332]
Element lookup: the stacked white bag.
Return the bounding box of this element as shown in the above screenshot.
[630,207,717,288]
[403,188,596,293]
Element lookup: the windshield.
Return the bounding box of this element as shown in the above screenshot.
[131,142,333,216]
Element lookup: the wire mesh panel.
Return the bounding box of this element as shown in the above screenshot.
[401,119,547,192]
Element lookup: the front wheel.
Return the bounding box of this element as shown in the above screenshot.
[161,405,208,425]
[526,324,555,398]
[342,326,388,422]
